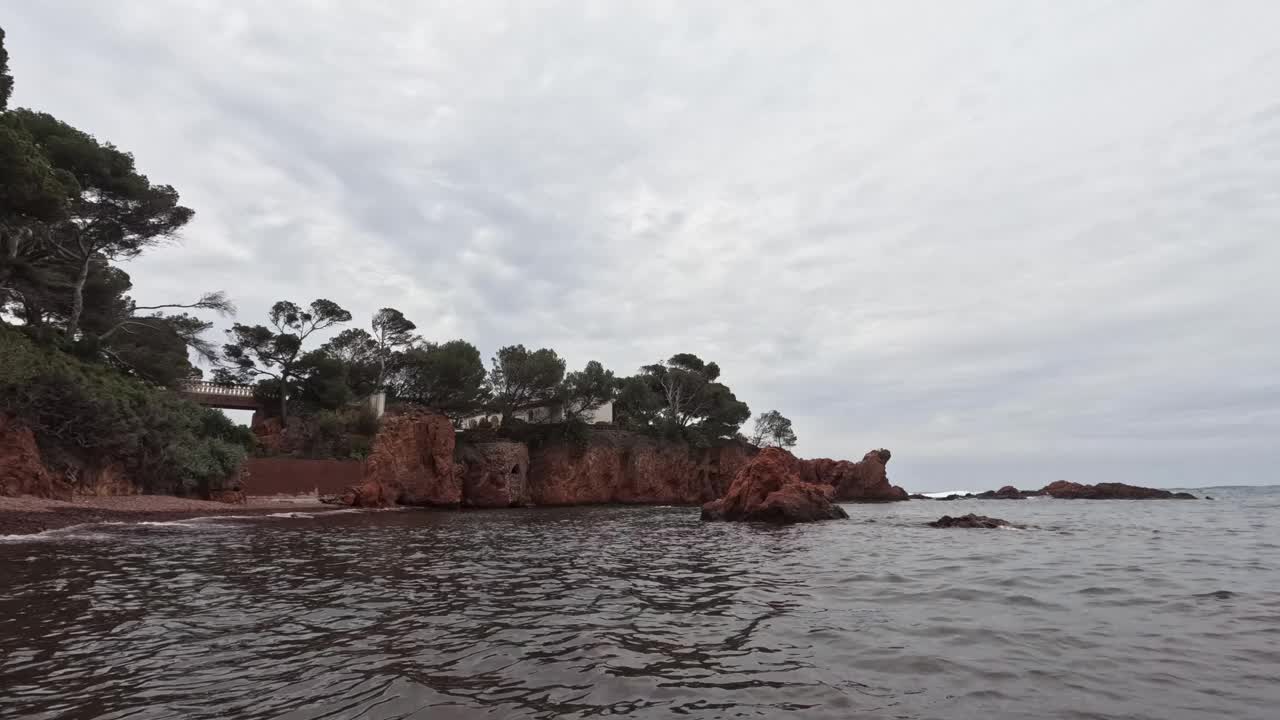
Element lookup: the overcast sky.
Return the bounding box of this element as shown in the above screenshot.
[6,1,1279,490]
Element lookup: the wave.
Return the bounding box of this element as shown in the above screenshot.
[920,490,983,498]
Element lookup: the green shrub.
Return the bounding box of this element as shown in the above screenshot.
[0,326,248,495]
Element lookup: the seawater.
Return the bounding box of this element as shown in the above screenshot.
[2,487,1278,719]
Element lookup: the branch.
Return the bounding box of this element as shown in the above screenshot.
[132,290,236,317]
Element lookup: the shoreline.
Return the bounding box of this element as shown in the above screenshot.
[0,495,330,536]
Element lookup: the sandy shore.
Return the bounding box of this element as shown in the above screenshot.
[0,495,332,536]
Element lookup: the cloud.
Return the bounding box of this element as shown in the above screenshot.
[6,0,1280,489]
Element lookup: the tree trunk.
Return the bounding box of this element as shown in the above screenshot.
[279,380,289,424]
[65,256,91,339]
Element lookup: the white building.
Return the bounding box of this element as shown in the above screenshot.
[455,399,613,430]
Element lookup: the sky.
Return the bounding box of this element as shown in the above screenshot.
[5,1,1279,491]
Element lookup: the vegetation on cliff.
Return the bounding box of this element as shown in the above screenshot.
[0,326,251,495]
[1,25,789,486]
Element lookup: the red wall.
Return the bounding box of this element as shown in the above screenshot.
[244,457,363,496]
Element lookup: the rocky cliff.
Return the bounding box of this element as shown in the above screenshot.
[802,448,907,502]
[702,447,849,523]
[526,432,754,506]
[344,412,904,510]
[348,410,462,507]
[0,416,70,500]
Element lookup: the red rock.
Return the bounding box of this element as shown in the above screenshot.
[974,485,1024,499]
[460,441,530,508]
[801,448,907,502]
[702,447,849,523]
[526,434,753,506]
[0,416,71,500]
[1041,480,1193,499]
[929,513,1016,528]
[353,410,461,507]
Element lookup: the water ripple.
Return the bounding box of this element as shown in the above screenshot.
[2,490,1280,719]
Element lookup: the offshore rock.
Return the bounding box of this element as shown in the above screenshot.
[929,513,1016,529]
[975,485,1025,500]
[802,448,908,502]
[353,410,461,507]
[0,416,71,500]
[1041,480,1196,500]
[702,447,849,523]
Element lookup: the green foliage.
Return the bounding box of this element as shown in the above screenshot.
[750,409,798,448]
[296,407,380,460]
[560,360,615,421]
[390,339,489,414]
[370,307,418,388]
[614,353,750,442]
[0,27,12,111]
[487,344,565,420]
[220,298,352,420]
[0,326,248,495]
[8,109,195,338]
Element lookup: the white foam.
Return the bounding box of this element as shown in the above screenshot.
[921,490,982,498]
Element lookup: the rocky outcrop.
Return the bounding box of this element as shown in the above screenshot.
[459,441,530,508]
[355,410,461,507]
[702,447,849,523]
[802,448,908,502]
[975,485,1024,500]
[929,513,1017,529]
[526,433,753,506]
[0,416,71,500]
[1040,480,1196,500]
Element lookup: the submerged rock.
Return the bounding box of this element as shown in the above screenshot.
[702,447,849,523]
[1041,480,1196,500]
[929,513,1017,529]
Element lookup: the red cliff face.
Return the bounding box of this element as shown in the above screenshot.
[702,447,849,523]
[357,410,461,507]
[801,448,907,502]
[525,434,753,506]
[459,441,530,508]
[0,416,70,500]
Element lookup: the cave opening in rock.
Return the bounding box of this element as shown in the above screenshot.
[511,465,520,474]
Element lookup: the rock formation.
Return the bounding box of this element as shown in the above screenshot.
[801,448,908,502]
[975,485,1024,500]
[1040,480,1196,500]
[702,447,849,523]
[459,441,530,508]
[0,416,70,500]
[526,434,752,506]
[929,513,1017,529]
[354,410,462,507]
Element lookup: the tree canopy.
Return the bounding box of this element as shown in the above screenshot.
[750,410,798,448]
[219,299,352,421]
[389,339,489,415]
[487,344,566,421]
[614,353,750,444]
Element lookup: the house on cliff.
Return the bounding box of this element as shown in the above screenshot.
[455,399,614,430]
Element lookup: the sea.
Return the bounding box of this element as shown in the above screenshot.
[2,486,1278,720]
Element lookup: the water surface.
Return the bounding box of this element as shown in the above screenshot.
[3,488,1279,719]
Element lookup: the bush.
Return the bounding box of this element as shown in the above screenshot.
[0,326,249,495]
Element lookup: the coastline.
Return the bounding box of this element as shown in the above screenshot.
[0,495,330,537]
